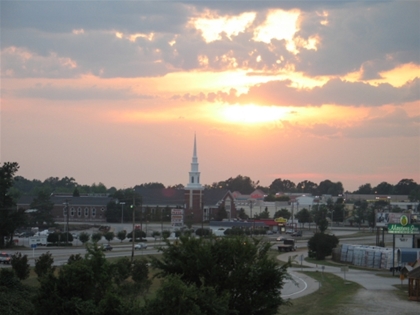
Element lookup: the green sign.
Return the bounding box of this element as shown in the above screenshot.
[387,223,420,234]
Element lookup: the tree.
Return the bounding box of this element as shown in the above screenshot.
[211,175,257,194]
[104,231,115,244]
[29,190,55,226]
[373,181,394,195]
[295,208,312,228]
[394,179,418,195]
[92,232,103,243]
[79,232,90,244]
[34,251,56,277]
[32,244,150,314]
[354,183,373,194]
[255,207,270,219]
[127,230,146,240]
[274,209,291,220]
[215,206,228,221]
[0,162,27,248]
[117,230,127,242]
[311,204,328,232]
[47,232,59,244]
[308,233,339,260]
[237,208,248,220]
[11,252,30,280]
[269,178,296,194]
[131,258,152,293]
[353,200,368,228]
[142,275,230,315]
[150,235,290,315]
[296,180,318,194]
[0,268,33,315]
[317,180,344,196]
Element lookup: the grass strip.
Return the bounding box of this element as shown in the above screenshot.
[280,271,362,315]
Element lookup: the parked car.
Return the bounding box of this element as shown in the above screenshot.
[0,252,11,264]
[134,243,148,250]
[285,229,294,234]
[292,230,302,237]
[277,236,287,241]
[102,244,113,251]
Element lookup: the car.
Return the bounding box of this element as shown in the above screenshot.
[285,229,294,234]
[266,230,273,235]
[277,236,287,241]
[134,243,148,250]
[0,252,11,264]
[102,244,113,251]
[292,230,302,237]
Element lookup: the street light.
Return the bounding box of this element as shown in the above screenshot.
[120,202,125,224]
[63,199,70,243]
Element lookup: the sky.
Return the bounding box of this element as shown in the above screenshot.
[1,0,419,192]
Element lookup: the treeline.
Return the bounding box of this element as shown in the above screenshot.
[11,173,420,200]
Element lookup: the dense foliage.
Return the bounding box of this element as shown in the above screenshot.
[150,235,290,315]
[308,233,339,260]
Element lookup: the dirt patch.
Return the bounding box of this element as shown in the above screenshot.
[340,289,419,315]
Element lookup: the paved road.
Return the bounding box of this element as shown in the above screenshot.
[279,249,402,299]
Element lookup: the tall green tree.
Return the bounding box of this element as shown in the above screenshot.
[150,235,290,315]
[29,190,55,226]
[211,175,257,194]
[142,275,230,315]
[296,180,318,194]
[34,251,56,277]
[269,178,296,194]
[295,208,312,228]
[353,183,373,194]
[33,244,151,315]
[308,233,339,260]
[394,179,418,195]
[0,162,27,247]
[372,181,394,195]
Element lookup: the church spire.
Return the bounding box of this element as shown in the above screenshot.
[186,133,203,190]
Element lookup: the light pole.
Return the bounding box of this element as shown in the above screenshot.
[131,191,136,263]
[120,202,125,225]
[249,200,254,235]
[64,199,70,243]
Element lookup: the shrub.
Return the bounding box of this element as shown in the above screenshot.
[34,251,55,277]
[11,252,30,280]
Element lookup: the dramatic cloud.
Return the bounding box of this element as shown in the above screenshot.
[1,1,419,191]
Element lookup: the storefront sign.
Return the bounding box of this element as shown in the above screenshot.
[387,223,420,234]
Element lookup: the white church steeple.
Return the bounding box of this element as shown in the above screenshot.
[186,134,203,190]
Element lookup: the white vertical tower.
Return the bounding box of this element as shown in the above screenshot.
[186,134,203,190]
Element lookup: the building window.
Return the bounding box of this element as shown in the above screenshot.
[100,207,105,212]
[70,207,75,217]
[77,207,82,217]
[84,208,89,217]
[63,207,67,216]
[191,177,194,183]
[92,208,96,218]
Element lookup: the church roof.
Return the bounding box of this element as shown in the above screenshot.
[135,187,185,206]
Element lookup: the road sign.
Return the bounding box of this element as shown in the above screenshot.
[31,244,37,249]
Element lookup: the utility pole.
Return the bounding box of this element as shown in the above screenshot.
[131,191,135,263]
[65,199,70,243]
[120,202,125,224]
[249,200,254,235]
